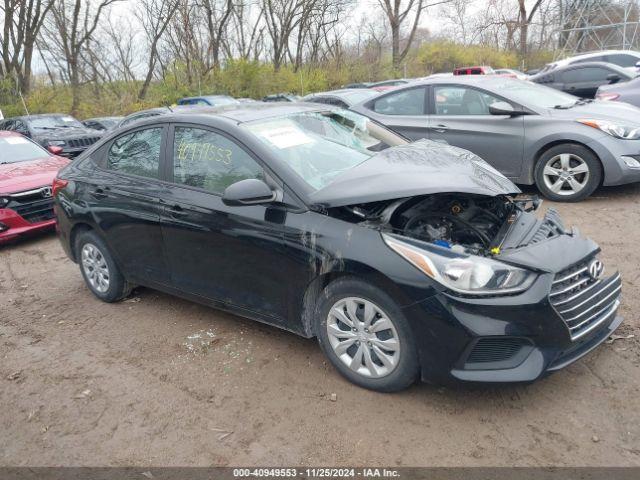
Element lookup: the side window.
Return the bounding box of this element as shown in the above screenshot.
[373,87,425,115]
[562,67,610,83]
[434,86,502,115]
[606,54,638,68]
[172,127,263,194]
[107,127,162,179]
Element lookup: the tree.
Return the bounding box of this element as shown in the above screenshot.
[136,0,180,100]
[377,0,428,72]
[0,0,53,94]
[517,0,543,62]
[43,0,121,115]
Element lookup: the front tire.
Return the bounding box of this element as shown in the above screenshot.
[534,144,602,202]
[314,277,419,392]
[75,230,131,302]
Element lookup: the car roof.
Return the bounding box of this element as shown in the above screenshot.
[85,116,123,121]
[550,61,632,73]
[126,102,333,125]
[307,88,377,98]
[0,130,22,137]
[408,75,518,87]
[180,95,233,101]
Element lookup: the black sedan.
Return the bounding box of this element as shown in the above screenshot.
[53,103,623,391]
[530,61,635,98]
[0,114,103,157]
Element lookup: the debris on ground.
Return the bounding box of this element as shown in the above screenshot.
[6,371,22,381]
[183,329,217,355]
[592,435,600,443]
[330,393,337,402]
[606,334,635,344]
[125,297,141,303]
[73,389,91,399]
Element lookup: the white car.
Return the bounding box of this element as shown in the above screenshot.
[541,50,640,74]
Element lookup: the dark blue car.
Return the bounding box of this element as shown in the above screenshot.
[177,95,239,106]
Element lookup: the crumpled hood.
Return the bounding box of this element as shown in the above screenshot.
[309,139,520,208]
[0,156,69,195]
[547,99,640,126]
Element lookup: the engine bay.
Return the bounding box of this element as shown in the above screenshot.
[330,193,564,256]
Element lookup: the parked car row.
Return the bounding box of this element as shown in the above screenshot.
[1,62,634,391]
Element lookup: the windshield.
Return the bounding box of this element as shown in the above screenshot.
[28,115,84,130]
[244,110,406,190]
[0,136,49,164]
[492,80,579,109]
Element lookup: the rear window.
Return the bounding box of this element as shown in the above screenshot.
[0,136,50,164]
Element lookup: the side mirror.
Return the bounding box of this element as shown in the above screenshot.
[222,178,276,206]
[489,101,518,116]
[607,73,621,84]
[48,145,64,155]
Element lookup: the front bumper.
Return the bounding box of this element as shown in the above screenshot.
[587,135,640,186]
[403,269,623,385]
[0,208,56,243]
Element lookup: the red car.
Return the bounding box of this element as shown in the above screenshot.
[0,131,69,243]
[453,65,495,75]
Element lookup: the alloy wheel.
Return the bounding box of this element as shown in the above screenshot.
[81,243,110,293]
[542,153,590,196]
[326,297,401,378]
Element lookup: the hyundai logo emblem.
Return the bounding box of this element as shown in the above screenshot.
[588,259,604,280]
[41,187,53,198]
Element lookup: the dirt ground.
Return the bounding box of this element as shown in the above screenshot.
[1,183,640,467]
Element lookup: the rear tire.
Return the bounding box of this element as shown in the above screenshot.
[75,230,131,302]
[534,144,601,202]
[314,277,419,392]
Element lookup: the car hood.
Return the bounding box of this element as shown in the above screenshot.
[308,139,520,208]
[34,127,102,140]
[0,156,69,195]
[547,100,640,125]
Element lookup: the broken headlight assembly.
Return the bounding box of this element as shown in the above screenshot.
[577,118,640,140]
[383,234,537,296]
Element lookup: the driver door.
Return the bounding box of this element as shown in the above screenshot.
[428,84,525,178]
[159,124,291,323]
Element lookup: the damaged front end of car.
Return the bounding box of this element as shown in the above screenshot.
[311,140,623,384]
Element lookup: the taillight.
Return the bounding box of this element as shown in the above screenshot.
[596,92,620,101]
[52,177,68,197]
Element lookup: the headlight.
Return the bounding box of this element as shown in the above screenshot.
[577,118,640,140]
[0,197,8,207]
[382,234,536,296]
[47,140,66,146]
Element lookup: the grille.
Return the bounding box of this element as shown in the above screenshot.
[67,137,100,148]
[550,257,621,341]
[7,189,55,224]
[466,338,527,364]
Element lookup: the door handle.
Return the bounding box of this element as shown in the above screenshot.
[168,204,189,217]
[431,124,449,133]
[90,187,109,199]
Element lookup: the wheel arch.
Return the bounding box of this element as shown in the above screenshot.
[298,261,414,338]
[527,139,603,186]
[69,222,94,262]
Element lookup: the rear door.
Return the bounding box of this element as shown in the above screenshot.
[158,123,291,323]
[354,86,428,141]
[89,125,170,284]
[427,84,525,178]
